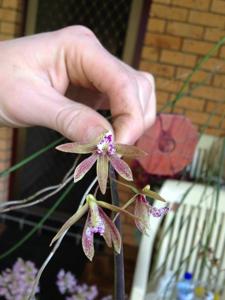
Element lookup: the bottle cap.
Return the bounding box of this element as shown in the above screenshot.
[184,272,192,280]
[195,286,205,297]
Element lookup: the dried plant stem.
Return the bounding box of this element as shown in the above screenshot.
[109,166,125,300]
[0,157,80,212]
[78,176,98,209]
[28,229,68,300]
[0,182,74,261]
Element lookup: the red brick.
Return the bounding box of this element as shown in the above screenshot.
[211,0,225,14]
[172,0,211,11]
[2,0,21,9]
[154,0,171,3]
[204,127,224,136]
[176,67,211,84]
[157,103,172,113]
[147,18,166,33]
[175,96,205,111]
[0,8,18,22]
[151,4,188,22]
[204,28,225,42]
[0,128,13,140]
[156,77,183,93]
[220,46,225,59]
[0,160,10,171]
[192,86,225,102]
[206,101,225,114]
[157,91,170,104]
[202,58,225,73]
[139,61,175,78]
[0,33,14,40]
[161,50,197,67]
[185,111,222,127]
[167,22,204,39]
[145,32,182,50]
[213,74,225,88]
[189,11,225,28]
[141,46,159,61]
[0,21,17,34]
[182,39,216,56]
[0,139,12,150]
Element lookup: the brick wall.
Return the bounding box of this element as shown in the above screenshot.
[139,0,225,136]
[0,0,24,201]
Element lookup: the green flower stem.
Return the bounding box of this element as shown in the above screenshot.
[0,137,64,177]
[109,166,125,300]
[0,182,74,261]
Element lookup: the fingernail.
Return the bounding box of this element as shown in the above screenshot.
[85,126,108,142]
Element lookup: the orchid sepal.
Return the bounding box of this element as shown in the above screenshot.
[50,203,88,246]
[116,144,148,157]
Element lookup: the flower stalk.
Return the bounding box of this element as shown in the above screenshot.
[110,165,125,300]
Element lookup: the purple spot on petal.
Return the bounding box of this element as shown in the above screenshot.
[96,132,115,156]
[150,206,170,217]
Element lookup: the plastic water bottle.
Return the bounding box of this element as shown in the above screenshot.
[176,272,195,300]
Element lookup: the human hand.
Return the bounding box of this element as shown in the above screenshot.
[0,26,156,144]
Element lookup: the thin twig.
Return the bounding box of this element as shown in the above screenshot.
[27,229,68,300]
[78,176,98,209]
[0,157,80,212]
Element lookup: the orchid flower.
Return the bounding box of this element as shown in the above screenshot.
[56,131,146,194]
[51,194,138,261]
[114,181,169,234]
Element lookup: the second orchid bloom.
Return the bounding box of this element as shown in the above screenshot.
[51,194,136,261]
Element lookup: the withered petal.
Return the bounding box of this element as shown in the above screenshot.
[99,207,121,254]
[74,154,97,182]
[56,142,95,154]
[109,154,133,181]
[134,197,151,235]
[82,212,95,261]
[97,155,109,194]
[116,144,148,157]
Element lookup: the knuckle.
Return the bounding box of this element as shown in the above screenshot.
[58,25,96,41]
[55,105,81,140]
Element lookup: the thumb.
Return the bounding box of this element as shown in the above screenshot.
[46,95,113,143]
[16,88,113,143]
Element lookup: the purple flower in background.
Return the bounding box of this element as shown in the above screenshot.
[0,258,39,300]
[57,269,77,294]
[56,130,146,194]
[56,270,98,300]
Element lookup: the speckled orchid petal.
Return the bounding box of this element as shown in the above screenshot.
[56,142,95,154]
[109,154,133,181]
[50,203,88,246]
[134,195,151,235]
[98,207,121,254]
[82,212,95,261]
[97,155,109,194]
[150,206,170,217]
[116,144,147,157]
[74,154,97,182]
